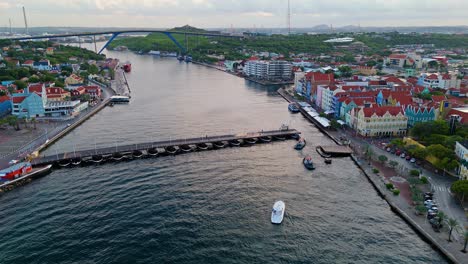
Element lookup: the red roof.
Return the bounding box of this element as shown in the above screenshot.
[341,85,364,91]
[0,95,10,103]
[389,54,407,59]
[425,74,438,80]
[369,80,386,86]
[441,74,451,80]
[448,109,468,124]
[12,96,26,104]
[46,87,68,95]
[306,72,335,83]
[362,106,404,117]
[28,83,44,94]
[384,76,405,84]
[23,60,34,65]
[431,95,446,103]
[389,93,413,106]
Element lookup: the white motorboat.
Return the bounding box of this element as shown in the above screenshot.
[271,201,285,224]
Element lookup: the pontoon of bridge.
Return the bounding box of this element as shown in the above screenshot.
[31,129,301,167]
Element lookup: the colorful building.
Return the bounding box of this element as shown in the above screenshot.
[455,141,468,180]
[356,106,407,137]
[404,106,436,127]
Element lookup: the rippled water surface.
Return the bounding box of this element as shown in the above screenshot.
[0,49,446,263]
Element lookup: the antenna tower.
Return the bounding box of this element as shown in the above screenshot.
[22,6,29,34]
[287,0,291,35]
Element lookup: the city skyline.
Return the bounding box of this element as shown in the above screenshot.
[0,0,467,29]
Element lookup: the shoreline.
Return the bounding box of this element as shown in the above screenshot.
[276,87,462,264]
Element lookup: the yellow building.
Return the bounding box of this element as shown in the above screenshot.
[356,106,408,137]
[455,141,468,180]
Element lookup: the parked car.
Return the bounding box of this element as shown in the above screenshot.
[405,155,411,161]
[424,195,432,201]
[424,192,433,197]
[424,200,433,206]
[400,153,406,158]
[386,147,391,152]
[395,150,401,156]
[427,211,437,219]
[410,158,416,163]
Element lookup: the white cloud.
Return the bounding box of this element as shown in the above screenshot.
[0,0,466,27]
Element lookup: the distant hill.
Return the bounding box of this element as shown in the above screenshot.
[169,25,207,33]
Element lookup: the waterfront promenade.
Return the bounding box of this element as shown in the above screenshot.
[0,83,115,169]
[277,87,468,264]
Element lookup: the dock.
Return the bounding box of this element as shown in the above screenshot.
[317,145,352,157]
[31,129,301,167]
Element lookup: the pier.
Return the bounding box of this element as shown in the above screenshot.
[31,129,301,167]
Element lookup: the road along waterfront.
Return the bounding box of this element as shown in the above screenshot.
[0,48,448,263]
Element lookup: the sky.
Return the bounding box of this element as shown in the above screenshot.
[0,0,467,29]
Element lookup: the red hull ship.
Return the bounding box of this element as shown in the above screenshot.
[0,162,32,181]
[123,63,131,73]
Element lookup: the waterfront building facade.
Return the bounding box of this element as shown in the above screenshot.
[455,141,468,180]
[405,106,436,127]
[356,106,407,137]
[243,60,292,80]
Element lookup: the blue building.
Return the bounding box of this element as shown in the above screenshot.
[10,85,47,118]
[405,106,435,127]
[0,96,11,117]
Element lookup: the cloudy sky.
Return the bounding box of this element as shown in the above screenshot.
[0,0,466,29]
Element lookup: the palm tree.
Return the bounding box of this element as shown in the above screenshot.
[445,218,460,242]
[462,229,468,253]
[31,117,37,130]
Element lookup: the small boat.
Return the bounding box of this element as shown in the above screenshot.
[324,158,332,164]
[122,62,131,73]
[303,155,315,170]
[213,141,227,148]
[259,136,272,143]
[288,103,300,113]
[291,133,300,140]
[165,146,179,154]
[184,55,192,62]
[148,50,161,55]
[177,55,184,61]
[271,201,285,224]
[230,139,242,146]
[294,138,306,150]
[244,138,257,144]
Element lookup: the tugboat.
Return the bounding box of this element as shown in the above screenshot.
[122,62,131,73]
[294,138,306,150]
[271,201,285,224]
[303,155,315,170]
[288,103,300,113]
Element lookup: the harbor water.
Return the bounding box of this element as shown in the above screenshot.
[0,47,446,263]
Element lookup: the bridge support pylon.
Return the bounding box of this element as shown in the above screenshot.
[98,32,120,54]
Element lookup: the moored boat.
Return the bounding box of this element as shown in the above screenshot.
[325,158,332,164]
[291,133,300,140]
[71,158,82,166]
[180,144,194,152]
[271,201,285,224]
[294,138,306,150]
[122,62,131,73]
[90,155,103,163]
[0,162,33,181]
[177,55,184,61]
[303,155,315,170]
[184,55,192,62]
[288,103,300,113]
[112,152,125,161]
[274,135,286,140]
[197,143,209,150]
[132,150,143,158]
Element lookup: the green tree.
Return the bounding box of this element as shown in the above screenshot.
[411,120,449,140]
[88,64,99,75]
[338,65,353,78]
[28,76,41,83]
[30,117,37,130]
[13,80,27,90]
[451,180,468,202]
[426,144,453,160]
[428,60,438,69]
[389,160,398,169]
[462,229,468,253]
[445,218,461,242]
[6,115,19,130]
[390,138,405,148]
[408,146,428,159]
[378,155,388,164]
